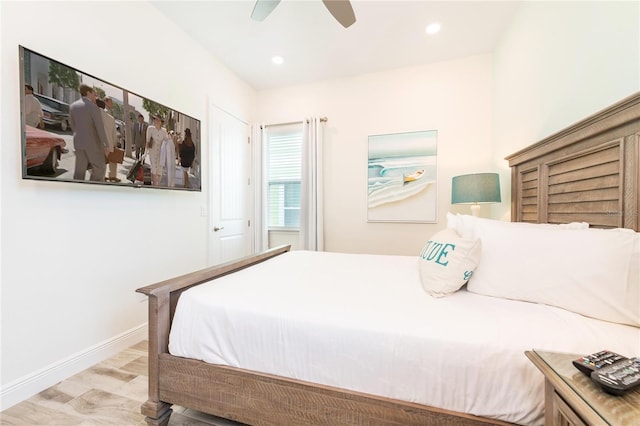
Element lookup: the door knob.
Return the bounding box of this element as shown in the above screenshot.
[214,226,225,232]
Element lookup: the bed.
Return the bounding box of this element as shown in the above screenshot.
[137,92,640,426]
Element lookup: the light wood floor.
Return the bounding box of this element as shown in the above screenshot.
[0,340,244,425]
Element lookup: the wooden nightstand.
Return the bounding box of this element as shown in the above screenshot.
[525,350,640,426]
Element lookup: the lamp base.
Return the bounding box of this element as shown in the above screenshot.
[470,203,481,217]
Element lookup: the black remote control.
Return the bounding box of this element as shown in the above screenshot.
[572,350,628,376]
[590,358,640,396]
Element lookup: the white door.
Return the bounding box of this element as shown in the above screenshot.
[209,105,251,265]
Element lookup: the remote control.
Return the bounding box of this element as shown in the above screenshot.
[572,350,628,376]
[590,357,640,396]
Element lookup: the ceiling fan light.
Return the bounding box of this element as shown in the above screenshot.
[425,22,441,35]
[272,55,284,65]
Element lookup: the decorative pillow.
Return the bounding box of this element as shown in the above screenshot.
[418,228,481,297]
[457,216,639,327]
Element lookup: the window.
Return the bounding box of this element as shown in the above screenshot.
[266,124,302,229]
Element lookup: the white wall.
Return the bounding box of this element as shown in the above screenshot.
[257,55,495,255]
[492,1,640,219]
[0,1,256,408]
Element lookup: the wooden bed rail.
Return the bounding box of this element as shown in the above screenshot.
[135,245,291,425]
[137,244,292,298]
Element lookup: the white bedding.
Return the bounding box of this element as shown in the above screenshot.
[169,250,640,425]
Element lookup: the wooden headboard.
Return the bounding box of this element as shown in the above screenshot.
[506,92,640,231]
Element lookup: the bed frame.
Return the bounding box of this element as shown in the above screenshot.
[137,244,509,426]
[137,92,639,426]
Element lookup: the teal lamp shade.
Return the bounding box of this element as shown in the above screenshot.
[451,173,501,215]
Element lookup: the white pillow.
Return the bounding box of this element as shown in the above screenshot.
[419,228,481,297]
[446,212,589,237]
[614,228,639,326]
[458,216,638,326]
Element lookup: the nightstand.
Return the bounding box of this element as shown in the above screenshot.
[525,350,640,426]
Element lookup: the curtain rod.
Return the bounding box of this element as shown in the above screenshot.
[263,117,328,128]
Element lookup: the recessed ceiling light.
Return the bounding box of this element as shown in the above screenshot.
[272,55,284,65]
[425,22,441,35]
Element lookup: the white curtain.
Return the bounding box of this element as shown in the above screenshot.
[299,117,324,251]
[250,123,268,253]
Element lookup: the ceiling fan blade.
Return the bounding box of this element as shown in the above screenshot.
[251,0,281,21]
[322,0,356,28]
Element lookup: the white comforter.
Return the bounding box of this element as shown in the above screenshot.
[169,250,640,425]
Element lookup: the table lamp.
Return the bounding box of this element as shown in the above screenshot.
[451,173,501,216]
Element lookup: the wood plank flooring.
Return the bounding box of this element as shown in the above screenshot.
[0,340,243,425]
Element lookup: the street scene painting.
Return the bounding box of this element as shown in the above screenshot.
[367,130,437,222]
[19,46,201,191]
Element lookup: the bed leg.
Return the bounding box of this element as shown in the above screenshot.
[141,400,172,426]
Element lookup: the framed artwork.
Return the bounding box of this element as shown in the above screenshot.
[367,130,438,222]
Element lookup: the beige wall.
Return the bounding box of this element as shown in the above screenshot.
[257,54,495,255]
[256,1,640,252]
[269,230,301,251]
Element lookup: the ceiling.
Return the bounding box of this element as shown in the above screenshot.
[151,1,522,91]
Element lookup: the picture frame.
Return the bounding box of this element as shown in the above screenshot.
[367,130,438,223]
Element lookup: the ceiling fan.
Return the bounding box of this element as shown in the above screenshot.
[251,0,356,28]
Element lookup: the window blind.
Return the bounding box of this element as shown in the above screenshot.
[267,127,302,228]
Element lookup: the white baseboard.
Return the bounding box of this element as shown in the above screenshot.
[0,323,148,411]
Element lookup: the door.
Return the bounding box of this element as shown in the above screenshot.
[209,105,251,265]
